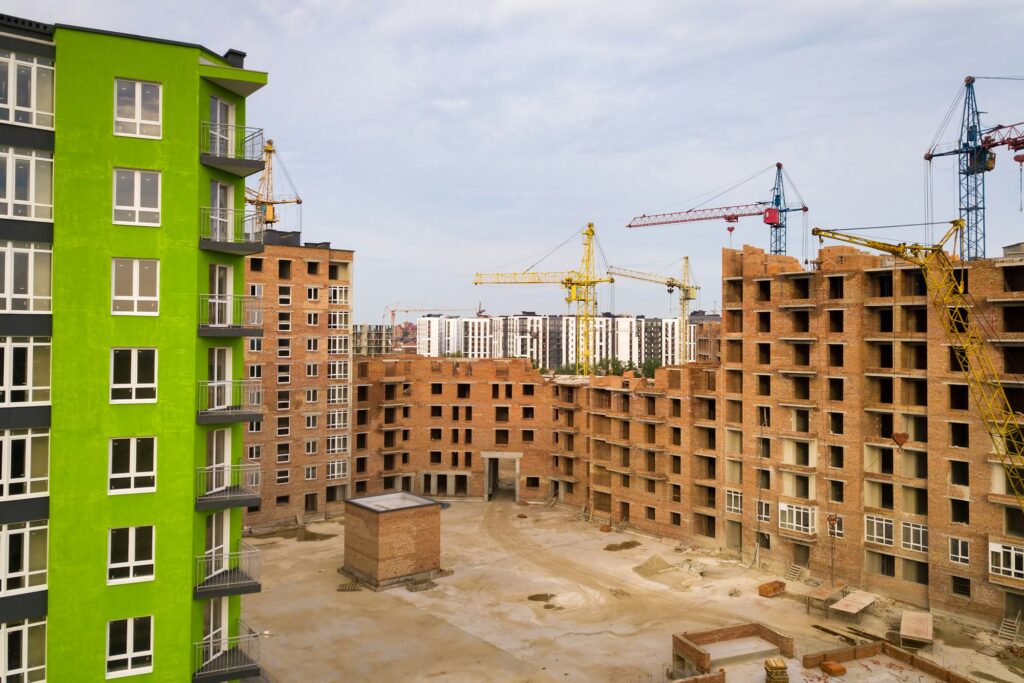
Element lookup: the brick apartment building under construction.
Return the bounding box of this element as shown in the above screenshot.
[245,237,1024,624]
[243,231,354,526]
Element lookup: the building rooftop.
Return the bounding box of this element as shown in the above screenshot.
[347,492,438,513]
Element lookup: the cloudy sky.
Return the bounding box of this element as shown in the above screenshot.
[24,0,1024,323]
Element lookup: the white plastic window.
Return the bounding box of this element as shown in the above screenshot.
[0,52,54,128]
[106,616,153,677]
[113,169,160,225]
[0,241,51,312]
[114,79,161,137]
[108,437,156,494]
[111,258,159,314]
[0,147,52,220]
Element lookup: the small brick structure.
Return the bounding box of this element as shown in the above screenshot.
[672,622,794,676]
[758,580,786,598]
[343,492,442,590]
[802,641,974,683]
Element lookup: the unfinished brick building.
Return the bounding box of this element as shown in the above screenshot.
[343,241,1024,624]
[243,231,354,527]
[343,492,441,589]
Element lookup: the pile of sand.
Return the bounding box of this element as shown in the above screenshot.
[633,554,677,578]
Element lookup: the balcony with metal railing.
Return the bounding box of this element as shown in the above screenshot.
[199,207,265,255]
[198,295,263,337]
[195,463,261,511]
[197,379,262,424]
[194,541,261,598]
[200,122,265,176]
[192,620,261,683]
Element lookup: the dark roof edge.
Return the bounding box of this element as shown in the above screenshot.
[53,20,246,67]
[0,14,54,41]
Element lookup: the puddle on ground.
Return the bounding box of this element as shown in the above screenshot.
[603,540,641,552]
[528,593,556,602]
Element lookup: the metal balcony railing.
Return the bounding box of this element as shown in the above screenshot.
[198,295,262,330]
[195,541,261,594]
[199,207,264,246]
[193,620,260,681]
[200,123,264,162]
[197,379,262,416]
[195,463,261,503]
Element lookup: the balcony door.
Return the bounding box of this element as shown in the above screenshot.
[208,263,232,326]
[209,97,234,156]
[209,181,232,242]
[207,347,231,411]
[205,428,231,494]
[204,510,229,578]
[201,596,229,666]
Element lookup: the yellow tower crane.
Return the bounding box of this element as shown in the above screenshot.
[245,139,302,228]
[607,257,700,366]
[473,222,613,376]
[812,219,1024,514]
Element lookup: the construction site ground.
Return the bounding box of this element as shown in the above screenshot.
[244,498,1022,683]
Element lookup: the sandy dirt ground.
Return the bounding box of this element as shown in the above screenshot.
[243,499,1022,683]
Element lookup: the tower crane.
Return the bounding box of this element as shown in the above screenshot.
[606,257,699,365]
[627,163,808,255]
[473,223,613,376]
[924,76,1024,260]
[245,139,302,229]
[812,219,1024,515]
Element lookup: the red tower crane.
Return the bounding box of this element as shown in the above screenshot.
[627,163,807,255]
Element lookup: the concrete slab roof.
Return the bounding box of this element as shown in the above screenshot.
[347,492,438,513]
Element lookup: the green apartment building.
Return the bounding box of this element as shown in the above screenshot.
[0,13,267,681]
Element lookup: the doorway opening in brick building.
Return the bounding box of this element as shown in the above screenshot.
[483,452,520,502]
[726,520,742,551]
[304,493,318,513]
[793,543,810,568]
[1005,590,1024,619]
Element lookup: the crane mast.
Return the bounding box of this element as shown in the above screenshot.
[812,220,1024,514]
[474,223,613,376]
[606,257,699,365]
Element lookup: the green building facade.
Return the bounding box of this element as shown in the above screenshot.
[0,13,267,681]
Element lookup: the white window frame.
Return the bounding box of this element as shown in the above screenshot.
[327,360,349,380]
[306,338,318,352]
[111,258,159,315]
[0,337,50,406]
[0,520,47,596]
[278,285,291,306]
[276,469,289,485]
[305,439,318,455]
[248,420,261,434]
[113,78,162,138]
[326,435,348,454]
[277,338,291,359]
[304,465,317,481]
[248,338,263,353]
[327,335,350,355]
[277,364,290,385]
[0,240,51,312]
[112,169,161,226]
[278,312,291,332]
[327,384,349,405]
[950,537,969,565]
[306,286,319,301]
[276,417,290,438]
[305,388,318,403]
[108,436,156,494]
[248,283,263,298]
[328,285,349,305]
[107,526,155,584]
[0,428,48,501]
[246,445,261,461]
[306,312,319,326]
[247,364,262,380]
[778,503,816,534]
[327,310,348,329]
[327,410,348,430]
[106,615,153,678]
[864,515,894,545]
[725,489,742,514]
[327,459,348,480]
[0,147,53,221]
[0,52,55,129]
[990,542,1024,579]
[0,618,46,681]
[901,521,928,552]
[756,500,770,523]
[305,414,318,430]
[306,362,318,378]
[109,348,157,404]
